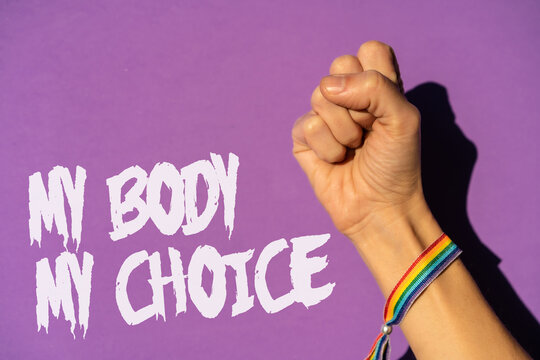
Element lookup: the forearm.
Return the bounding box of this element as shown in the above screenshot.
[349,196,530,360]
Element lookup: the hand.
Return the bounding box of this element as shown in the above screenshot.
[292,41,428,245]
[291,41,532,360]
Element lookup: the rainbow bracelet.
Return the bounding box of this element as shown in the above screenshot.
[365,233,462,360]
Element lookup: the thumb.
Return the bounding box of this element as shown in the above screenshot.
[319,70,419,130]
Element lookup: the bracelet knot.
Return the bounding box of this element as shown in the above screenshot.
[381,324,392,335]
[364,233,462,360]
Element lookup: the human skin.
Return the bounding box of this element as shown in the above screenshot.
[292,41,530,359]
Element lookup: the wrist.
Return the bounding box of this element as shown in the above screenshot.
[346,194,443,296]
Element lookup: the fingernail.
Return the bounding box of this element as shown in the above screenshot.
[323,75,346,94]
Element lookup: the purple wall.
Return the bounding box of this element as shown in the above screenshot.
[1,0,538,358]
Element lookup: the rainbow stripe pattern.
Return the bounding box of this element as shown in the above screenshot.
[364,234,462,360]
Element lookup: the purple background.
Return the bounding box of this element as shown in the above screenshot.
[1,0,539,358]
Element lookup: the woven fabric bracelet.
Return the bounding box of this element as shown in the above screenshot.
[364,233,462,360]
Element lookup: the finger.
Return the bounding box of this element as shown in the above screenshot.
[329,54,363,74]
[319,71,419,131]
[328,55,375,128]
[311,86,363,148]
[292,112,338,184]
[357,40,403,92]
[292,112,333,185]
[292,110,315,148]
[297,112,346,163]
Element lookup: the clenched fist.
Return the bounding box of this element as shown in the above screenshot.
[292,41,429,247]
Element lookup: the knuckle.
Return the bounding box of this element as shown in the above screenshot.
[406,104,421,130]
[387,71,399,84]
[362,70,383,92]
[394,104,421,134]
[326,146,346,163]
[358,40,392,58]
[303,115,324,137]
[291,113,309,140]
[310,87,326,112]
[342,132,361,147]
[329,54,359,73]
[335,125,362,147]
[408,104,421,120]
[358,41,399,83]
